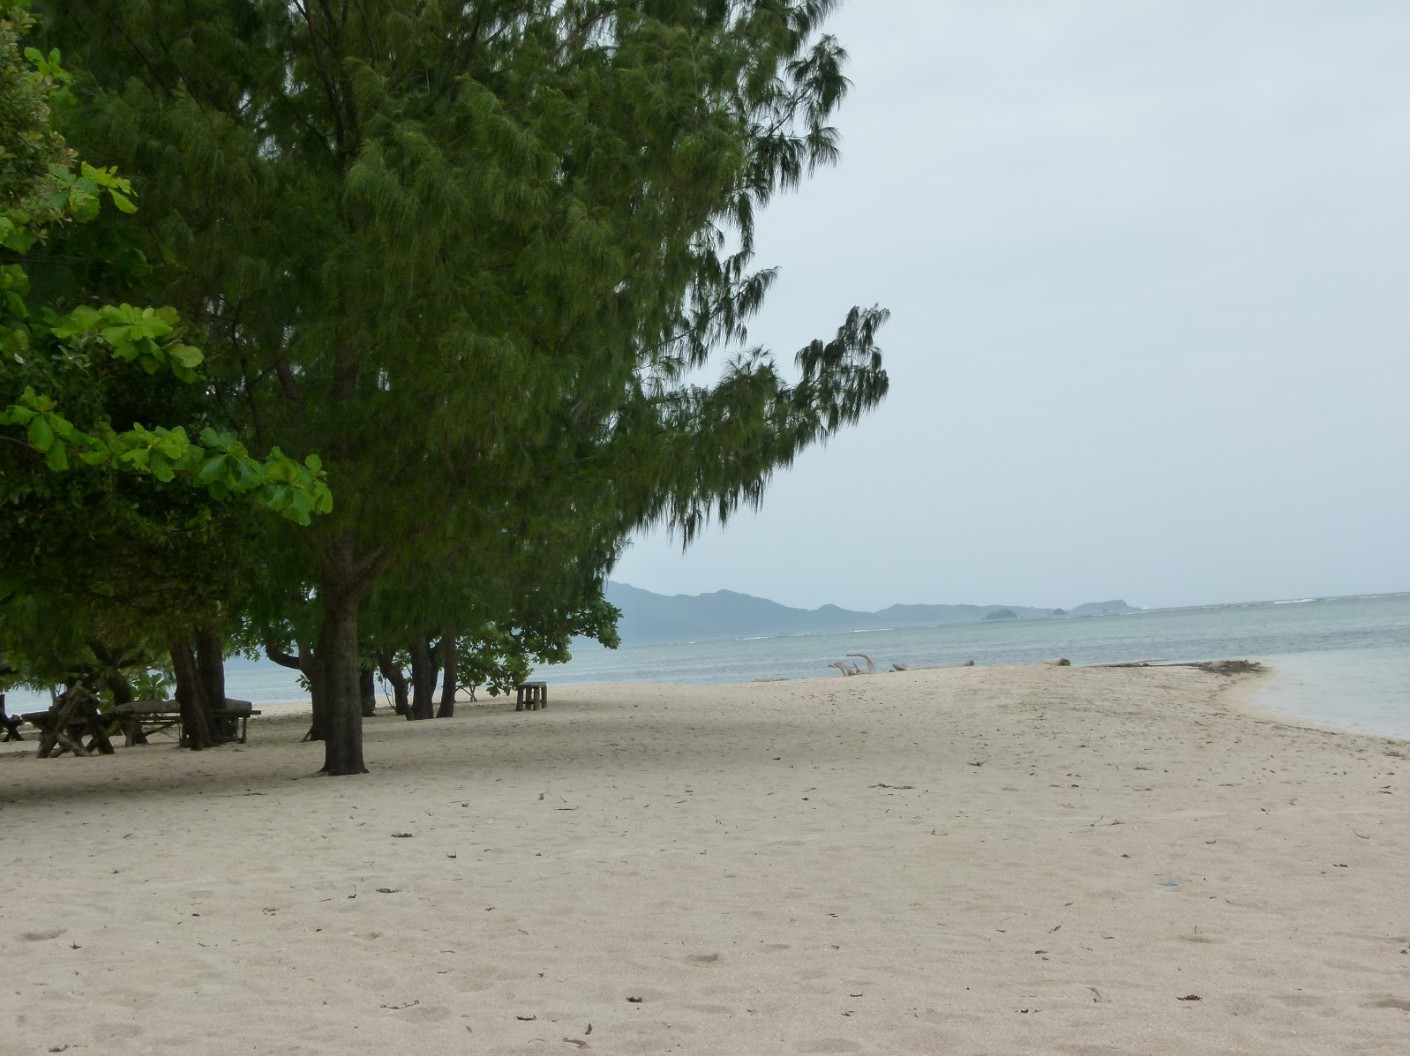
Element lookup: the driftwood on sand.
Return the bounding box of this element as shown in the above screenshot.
[846,653,878,674]
[824,656,1262,678]
[829,654,887,677]
[1086,659,1263,675]
[1088,658,1170,668]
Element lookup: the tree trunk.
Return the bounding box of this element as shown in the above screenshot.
[103,670,134,707]
[359,665,376,717]
[196,621,227,714]
[304,663,328,742]
[266,642,327,740]
[88,640,135,706]
[408,637,437,720]
[170,638,220,750]
[314,598,365,773]
[377,652,409,715]
[315,538,368,773]
[436,634,458,718]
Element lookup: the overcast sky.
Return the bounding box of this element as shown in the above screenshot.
[613,0,1410,613]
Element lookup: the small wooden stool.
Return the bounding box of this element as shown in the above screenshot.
[514,681,548,712]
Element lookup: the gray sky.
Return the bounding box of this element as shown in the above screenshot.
[613,0,1410,613]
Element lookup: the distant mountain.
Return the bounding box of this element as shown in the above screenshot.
[604,582,1138,646]
[1067,600,1136,616]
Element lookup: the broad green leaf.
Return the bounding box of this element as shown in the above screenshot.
[155,427,190,459]
[26,415,54,451]
[196,455,228,485]
[118,447,149,469]
[149,458,176,482]
[167,343,203,368]
[43,443,69,472]
[50,306,100,339]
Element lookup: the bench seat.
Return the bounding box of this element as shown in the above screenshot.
[114,699,262,745]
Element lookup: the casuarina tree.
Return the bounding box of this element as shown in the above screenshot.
[44,0,890,773]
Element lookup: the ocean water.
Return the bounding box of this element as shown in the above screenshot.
[2,655,308,715]
[531,592,1410,739]
[1247,646,1410,739]
[5,593,1407,740]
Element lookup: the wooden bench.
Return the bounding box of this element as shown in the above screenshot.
[514,681,548,712]
[114,699,262,746]
[214,700,259,744]
[113,700,181,745]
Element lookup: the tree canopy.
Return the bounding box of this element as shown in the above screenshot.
[0,0,330,702]
[26,0,890,772]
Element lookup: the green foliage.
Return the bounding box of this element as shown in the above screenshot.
[0,0,67,222]
[0,1,331,694]
[1,318,331,521]
[122,663,168,699]
[2,375,330,517]
[0,4,331,525]
[39,0,889,766]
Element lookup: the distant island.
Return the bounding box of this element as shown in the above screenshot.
[605,582,1137,647]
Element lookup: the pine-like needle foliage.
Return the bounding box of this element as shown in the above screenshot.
[41,0,890,771]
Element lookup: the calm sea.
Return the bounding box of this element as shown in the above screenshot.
[534,592,1410,739]
[6,593,1407,740]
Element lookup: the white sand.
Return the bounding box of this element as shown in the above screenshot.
[1,665,1406,1055]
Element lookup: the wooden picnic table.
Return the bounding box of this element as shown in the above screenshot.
[113,699,261,746]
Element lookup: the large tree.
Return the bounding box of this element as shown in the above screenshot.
[46,0,890,774]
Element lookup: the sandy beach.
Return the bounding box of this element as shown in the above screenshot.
[2,665,1406,1055]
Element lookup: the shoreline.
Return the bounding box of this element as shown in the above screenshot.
[3,665,1407,1055]
[4,657,1406,758]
